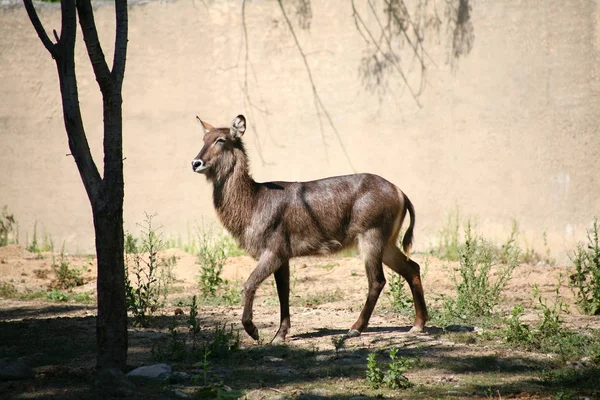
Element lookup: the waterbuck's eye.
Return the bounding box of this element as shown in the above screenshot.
[215,137,226,145]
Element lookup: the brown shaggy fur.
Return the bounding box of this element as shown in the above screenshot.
[192,115,428,343]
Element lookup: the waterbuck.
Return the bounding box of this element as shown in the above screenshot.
[191,115,428,343]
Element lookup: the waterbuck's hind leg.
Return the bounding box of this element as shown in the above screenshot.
[348,231,386,337]
[242,251,283,341]
[382,244,428,332]
[271,260,291,344]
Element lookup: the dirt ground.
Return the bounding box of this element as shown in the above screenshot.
[0,244,598,399]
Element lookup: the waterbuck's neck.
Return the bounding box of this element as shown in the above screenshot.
[211,147,256,240]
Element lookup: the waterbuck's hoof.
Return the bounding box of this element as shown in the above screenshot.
[346,329,361,338]
[270,335,286,345]
[408,325,425,333]
[244,324,260,341]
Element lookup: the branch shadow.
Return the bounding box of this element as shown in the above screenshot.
[291,324,445,340]
[0,303,94,321]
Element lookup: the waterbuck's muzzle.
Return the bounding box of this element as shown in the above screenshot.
[192,159,207,173]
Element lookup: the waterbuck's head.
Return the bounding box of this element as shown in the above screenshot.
[191,115,247,181]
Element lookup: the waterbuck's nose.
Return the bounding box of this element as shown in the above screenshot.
[192,159,203,171]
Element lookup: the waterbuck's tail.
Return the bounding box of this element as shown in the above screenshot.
[401,194,416,260]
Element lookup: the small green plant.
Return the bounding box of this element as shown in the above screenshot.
[159,254,177,299]
[431,207,461,261]
[124,231,139,254]
[191,365,242,400]
[520,232,556,266]
[27,221,40,253]
[384,348,414,389]
[386,273,413,315]
[366,348,414,389]
[503,280,600,362]
[441,221,517,324]
[72,291,93,303]
[45,289,93,303]
[331,335,345,353]
[0,282,18,298]
[196,348,211,386]
[540,363,600,390]
[503,304,533,346]
[51,243,85,289]
[432,215,557,267]
[26,222,53,253]
[152,320,239,363]
[519,244,537,265]
[204,323,240,359]
[219,232,246,257]
[541,231,556,266]
[197,226,226,298]
[498,218,521,266]
[533,283,567,342]
[125,213,176,327]
[177,226,201,254]
[18,290,46,301]
[569,218,600,315]
[0,206,17,246]
[152,319,188,361]
[188,295,201,349]
[366,353,384,389]
[220,280,243,306]
[46,289,69,302]
[194,227,243,305]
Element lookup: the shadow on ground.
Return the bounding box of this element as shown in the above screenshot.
[1,308,598,400]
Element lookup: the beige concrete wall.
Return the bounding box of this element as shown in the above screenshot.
[1,0,598,262]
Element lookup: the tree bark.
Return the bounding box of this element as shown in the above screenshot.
[93,183,126,370]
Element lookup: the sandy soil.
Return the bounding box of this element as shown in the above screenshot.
[0,244,598,399]
[1,243,595,346]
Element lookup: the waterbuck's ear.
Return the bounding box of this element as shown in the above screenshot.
[230,115,246,139]
[196,116,214,134]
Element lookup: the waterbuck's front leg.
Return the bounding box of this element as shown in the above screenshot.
[242,251,282,341]
[271,260,291,344]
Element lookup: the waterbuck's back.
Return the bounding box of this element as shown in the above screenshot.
[241,173,405,259]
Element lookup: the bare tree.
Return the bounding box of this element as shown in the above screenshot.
[23,0,128,371]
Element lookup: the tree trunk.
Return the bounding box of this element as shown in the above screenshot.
[24,0,129,372]
[94,89,127,371]
[94,200,127,370]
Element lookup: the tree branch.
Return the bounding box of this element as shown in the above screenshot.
[24,0,102,202]
[23,0,56,57]
[76,0,112,93]
[112,0,128,88]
